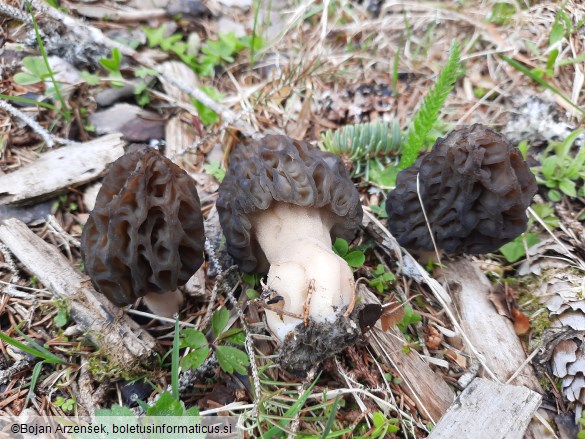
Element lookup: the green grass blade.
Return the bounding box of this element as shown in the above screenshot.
[26,1,71,123]
[500,55,584,115]
[320,396,341,439]
[24,361,44,408]
[0,93,57,111]
[399,40,461,169]
[0,331,64,364]
[263,373,321,439]
[172,317,180,400]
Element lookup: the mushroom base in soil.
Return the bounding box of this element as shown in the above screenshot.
[253,203,356,341]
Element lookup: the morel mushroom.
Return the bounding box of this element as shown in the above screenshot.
[386,124,537,254]
[216,135,364,365]
[81,147,205,317]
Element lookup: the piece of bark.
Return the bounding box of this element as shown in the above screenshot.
[0,133,125,205]
[427,377,541,439]
[0,218,157,371]
[360,285,455,422]
[159,61,199,162]
[440,258,553,438]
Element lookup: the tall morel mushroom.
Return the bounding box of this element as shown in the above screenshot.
[81,147,205,317]
[217,135,365,372]
[386,124,537,254]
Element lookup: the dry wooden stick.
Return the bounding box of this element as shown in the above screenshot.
[0,133,124,205]
[0,218,157,371]
[359,286,455,422]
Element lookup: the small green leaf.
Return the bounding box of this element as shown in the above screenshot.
[550,21,565,45]
[181,346,209,370]
[54,309,68,327]
[216,345,250,374]
[146,391,185,416]
[135,67,157,78]
[344,251,365,268]
[397,306,422,332]
[367,161,399,188]
[333,237,349,257]
[559,179,577,197]
[372,411,386,428]
[13,72,42,85]
[212,308,230,338]
[222,328,246,346]
[95,405,136,416]
[192,86,222,126]
[203,160,226,182]
[80,71,100,86]
[23,56,49,77]
[548,189,561,202]
[545,49,559,77]
[488,2,515,25]
[245,288,259,299]
[180,328,208,349]
[144,25,166,48]
[499,232,540,263]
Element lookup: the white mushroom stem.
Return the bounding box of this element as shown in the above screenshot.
[143,289,184,318]
[252,203,355,341]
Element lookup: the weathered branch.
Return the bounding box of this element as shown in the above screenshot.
[427,378,541,439]
[0,218,157,371]
[360,286,455,423]
[0,133,124,205]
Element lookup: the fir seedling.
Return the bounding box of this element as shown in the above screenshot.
[399,41,462,169]
[321,120,402,177]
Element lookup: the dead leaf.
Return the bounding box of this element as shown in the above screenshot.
[380,299,405,331]
[511,307,530,336]
[424,324,443,350]
[445,349,467,368]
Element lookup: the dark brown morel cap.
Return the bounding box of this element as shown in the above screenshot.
[216,135,363,272]
[386,124,537,254]
[81,148,205,306]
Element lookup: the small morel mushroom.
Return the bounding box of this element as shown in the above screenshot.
[386,124,537,254]
[81,147,205,317]
[217,135,366,373]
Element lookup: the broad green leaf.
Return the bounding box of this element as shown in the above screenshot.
[216,345,250,374]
